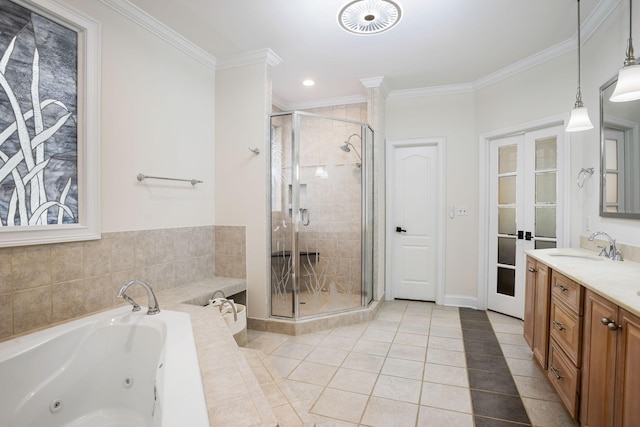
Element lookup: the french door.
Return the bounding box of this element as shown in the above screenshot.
[487,126,565,319]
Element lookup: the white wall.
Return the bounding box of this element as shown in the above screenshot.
[215,63,271,319]
[386,92,478,301]
[64,0,216,232]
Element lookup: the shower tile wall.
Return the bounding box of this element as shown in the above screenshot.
[0,225,246,341]
[271,104,367,315]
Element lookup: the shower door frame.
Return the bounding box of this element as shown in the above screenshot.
[269,110,374,320]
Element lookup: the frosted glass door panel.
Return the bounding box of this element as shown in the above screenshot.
[536,172,557,204]
[535,137,557,170]
[499,145,517,173]
[499,176,516,204]
[498,207,516,235]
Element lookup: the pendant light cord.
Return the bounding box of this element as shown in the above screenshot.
[625,0,637,66]
[575,0,585,108]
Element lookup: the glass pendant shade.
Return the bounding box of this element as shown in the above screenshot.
[566,106,594,132]
[610,64,640,102]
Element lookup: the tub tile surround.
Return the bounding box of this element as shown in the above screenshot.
[0,225,247,341]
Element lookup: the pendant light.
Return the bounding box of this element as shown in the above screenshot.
[610,0,640,102]
[566,0,594,132]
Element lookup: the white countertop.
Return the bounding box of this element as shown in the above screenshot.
[525,248,640,317]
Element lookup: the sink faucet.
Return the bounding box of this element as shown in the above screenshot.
[116,280,161,315]
[588,232,623,261]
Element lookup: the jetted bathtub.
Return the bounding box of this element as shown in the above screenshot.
[0,306,210,427]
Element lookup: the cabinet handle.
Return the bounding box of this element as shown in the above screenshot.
[550,366,563,380]
[527,267,537,273]
[554,283,568,292]
[601,317,622,331]
[552,320,565,331]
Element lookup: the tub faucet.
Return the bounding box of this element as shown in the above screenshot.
[588,231,623,261]
[116,280,161,315]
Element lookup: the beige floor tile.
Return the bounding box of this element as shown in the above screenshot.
[328,367,379,395]
[405,302,434,315]
[522,397,577,427]
[368,319,401,331]
[375,311,404,322]
[267,355,302,378]
[318,334,359,351]
[429,317,462,329]
[381,357,424,380]
[305,346,349,366]
[261,383,289,407]
[416,405,474,426]
[372,374,422,403]
[272,341,315,360]
[429,325,463,339]
[289,332,330,346]
[398,322,430,335]
[426,348,467,368]
[505,357,546,378]
[342,352,386,373]
[427,336,465,352]
[352,338,391,356]
[360,396,419,427]
[272,403,303,427]
[487,310,524,325]
[394,331,429,347]
[360,327,396,343]
[401,314,432,327]
[328,324,367,338]
[285,380,324,410]
[246,332,291,354]
[491,322,524,334]
[495,331,529,346]
[313,415,357,426]
[513,375,559,401]
[311,388,369,424]
[501,343,535,360]
[420,382,472,413]
[423,363,469,388]
[288,361,338,386]
[388,342,427,362]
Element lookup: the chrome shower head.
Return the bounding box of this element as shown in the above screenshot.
[340,142,351,153]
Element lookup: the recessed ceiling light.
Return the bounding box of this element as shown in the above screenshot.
[302,79,315,87]
[338,0,402,35]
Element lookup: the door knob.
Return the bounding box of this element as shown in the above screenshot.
[525,231,533,241]
[396,226,407,233]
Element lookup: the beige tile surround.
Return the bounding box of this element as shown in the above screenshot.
[0,225,246,341]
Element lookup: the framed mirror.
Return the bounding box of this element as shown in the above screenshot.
[599,76,640,218]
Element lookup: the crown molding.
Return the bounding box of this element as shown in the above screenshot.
[217,48,283,70]
[389,83,474,100]
[99,0,216,70]
[274,95,367,111]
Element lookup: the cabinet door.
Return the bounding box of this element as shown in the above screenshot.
[581,290,618,427]
[614,309,640,427]
[523,257,536,349]
[532,262,550,368]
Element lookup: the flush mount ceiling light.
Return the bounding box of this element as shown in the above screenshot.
[338,0,402,35]
[566,0,594,132]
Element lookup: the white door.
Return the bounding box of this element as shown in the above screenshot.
[487,126,564,318]
[391,145,438,301]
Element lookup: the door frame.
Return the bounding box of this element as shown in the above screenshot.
[385,137,446,304]
[477,114,570,311]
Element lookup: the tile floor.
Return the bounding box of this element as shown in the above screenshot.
[244,300,578,426]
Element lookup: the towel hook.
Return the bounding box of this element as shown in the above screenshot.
[249,147,260,155]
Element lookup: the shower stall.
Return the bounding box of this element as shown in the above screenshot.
[269,111,374,319]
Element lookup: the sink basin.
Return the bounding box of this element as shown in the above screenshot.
[548,253,603,261]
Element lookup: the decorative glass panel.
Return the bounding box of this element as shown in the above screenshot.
[535,172,557,204]
[605,138,618,170]
[497,267,515,297]
[535,207,556,238]
[498,176,516,204]
[606,173,618,204]
[535,137,557,170]
[498,237,516,266]
[498,207,516,235]
[499,145,517,174]
[535,240,556,249]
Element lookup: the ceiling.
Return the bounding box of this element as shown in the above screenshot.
[127,0,611,108]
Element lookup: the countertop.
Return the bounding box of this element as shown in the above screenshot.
[525,248,640,317]
[158,278,279,427]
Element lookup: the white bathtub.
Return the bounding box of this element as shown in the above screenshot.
[0,307,210,427]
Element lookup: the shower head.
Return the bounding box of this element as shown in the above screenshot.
[340,142,351,153]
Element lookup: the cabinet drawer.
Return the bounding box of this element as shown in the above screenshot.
[551,271,583,315]
[549,299,582,366]
[548,339,580,419]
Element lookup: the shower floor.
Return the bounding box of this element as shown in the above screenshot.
[271,290,362,318]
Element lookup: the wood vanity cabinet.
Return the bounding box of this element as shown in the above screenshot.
[581,290,640,427]
[523,256,550,368]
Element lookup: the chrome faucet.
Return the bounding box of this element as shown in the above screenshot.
[116,280,161,315]
[588,231,623,261]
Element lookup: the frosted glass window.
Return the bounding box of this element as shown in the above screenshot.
[535,137,557,170]
[497,267,515,297]
[535,207,556,238]
[498,176,516,204]
[498,207,516,235]
[499,145,517,174]
[535,240,556,249]
[606,173,618,203]
[605,138,618,170]
[536,172,557,204]
[498,237,516,266]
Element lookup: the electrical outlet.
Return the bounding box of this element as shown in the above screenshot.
[457,207,468,216]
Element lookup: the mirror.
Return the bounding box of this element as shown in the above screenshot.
[599,76,640,218]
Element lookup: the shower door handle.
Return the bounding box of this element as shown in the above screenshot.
[396,226,406,233]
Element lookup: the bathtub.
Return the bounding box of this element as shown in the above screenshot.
[0,307,210,427]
